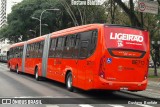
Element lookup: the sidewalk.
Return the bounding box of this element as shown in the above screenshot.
[124,79,160,98]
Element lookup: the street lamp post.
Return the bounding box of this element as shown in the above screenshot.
[31,8,60,36]
[29,24,48,37]
[29,29,36,37]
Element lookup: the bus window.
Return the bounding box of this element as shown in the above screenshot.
[79,41,89,58]
[38,41,44,58]
[12,48,15,58]
[63,36,72,58]
[55,37,63,58]
[17,47,20,58]
[73,34,80,58]
[51,38,57,58]
[14,47,17,58]
[18,47,20,58]
[89,30,98,55]
[29,44,32,58]
[49,38,56,57]
[70,34,76,58]
[34,43,38,58]
[79,31,93,58]
[26,44,30,58]
[20,46,23,58]
[31,43,35,58]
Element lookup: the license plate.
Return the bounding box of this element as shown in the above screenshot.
[120,87,128,91]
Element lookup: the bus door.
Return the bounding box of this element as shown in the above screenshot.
[47,38,57,79]
[25,44,30,73]
[52,37,63,81]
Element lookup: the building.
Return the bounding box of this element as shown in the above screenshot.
[0,0,22,56]
[0,0,7,28]
[0,38,10,56]
[0,0,23,28]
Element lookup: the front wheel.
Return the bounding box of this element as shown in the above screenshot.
[66,72,74,92]
[9,65,12,71]
[16,65,19,74]
[35,68,41,81]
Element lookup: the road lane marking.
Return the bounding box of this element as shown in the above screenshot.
[108,104,125,107]
[46,105,59,107]
[135,104,154,107]
[79,104,94,107]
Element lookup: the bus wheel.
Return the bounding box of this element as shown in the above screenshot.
[16,65,19,74]
[66,72,73,92]
[35,68,40,81]
[9,65,12,71]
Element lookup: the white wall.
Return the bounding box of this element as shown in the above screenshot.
[0,39,11,56]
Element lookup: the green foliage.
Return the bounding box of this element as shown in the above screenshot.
[0,0,107,43]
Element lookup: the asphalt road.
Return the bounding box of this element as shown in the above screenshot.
[0,63,159,107]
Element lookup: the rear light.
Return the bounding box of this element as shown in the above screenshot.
[99,71,105,78]
[99,56,106,78]
[145,59,149,80]
[108,49,146,58]
[145,68,149,79]
[144,71,148,80]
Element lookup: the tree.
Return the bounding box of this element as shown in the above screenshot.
[113,0,160,76]
[0,0,107,42]
[113,0,142,27]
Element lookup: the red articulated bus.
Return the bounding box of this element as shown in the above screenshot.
[7,24,150,91]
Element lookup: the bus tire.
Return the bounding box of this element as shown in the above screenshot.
[35,68,40,81]
[10,67,12,71]
[16,65,19,74]
[66,72,74,92]
[9,64,12,71]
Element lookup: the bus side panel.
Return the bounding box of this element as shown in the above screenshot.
[25,58,31,74]
[47,58,64,82]
[11,58,17,70]
[47,58,64,83]
[84,57,98,90]
[47,58,55,79]
[92,26,106,90]
[17,58,23,72]
[29,58,36,75]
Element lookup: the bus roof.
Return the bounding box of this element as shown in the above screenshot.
[105,24,147,31]
[10,41,25,49]
[50,24,104,38]
[26,35,46,44]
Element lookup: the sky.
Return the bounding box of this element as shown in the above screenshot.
[6,0,23,14]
